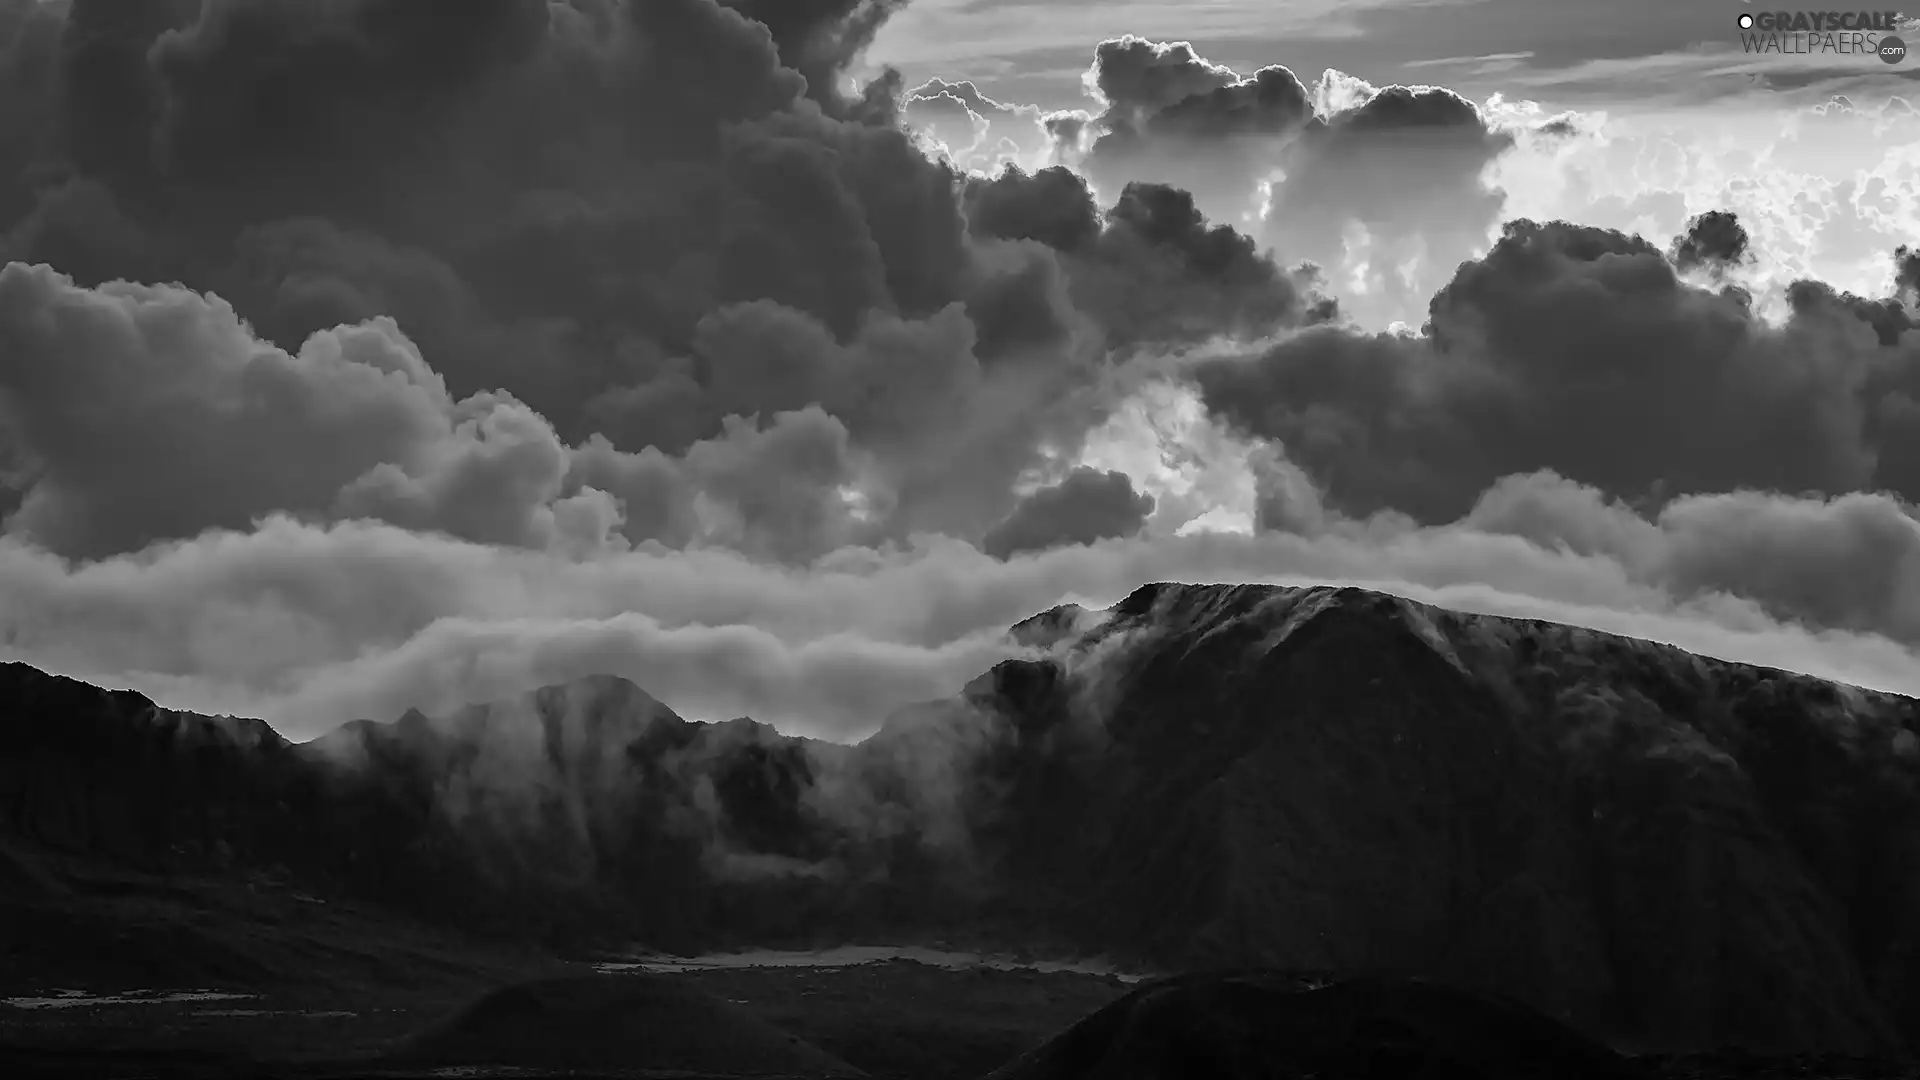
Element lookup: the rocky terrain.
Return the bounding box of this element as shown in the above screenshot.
[4,581,1920,1074]
[985,971,1645,1080]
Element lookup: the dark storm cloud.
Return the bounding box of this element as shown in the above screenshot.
[8,0,1421,569]
[1084,36,1238,127]
[1088,182,1334,344]
[0,261,615,558]
[0,0,1189,559]
[963,165,1102,252]
[0,261,906,562]
[211,216,580,410]
[0,0,61,220]
[980,467,1154,559]
[1897,244,1920,302]
[0,176,164,286]
[1671,210,1752,273]
[1193,218,1920,522]
[6,1,807,399]
[1,0,971,387]
[720,0,908,112]
[1327,82,1488,132]
[1143,66,1317,140]
[962,166,1334,348]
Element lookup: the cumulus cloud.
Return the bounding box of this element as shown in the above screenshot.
[1074,37,1315,228]
[0,1,1339,564]
[982,467,1154,559]
[1006,38,1538,328]
[1262,72,1517,326]
[1489,94,1920,303]
[962,167,1336,348]
[0,0,1916,746]
[1191,216,1920,522]
[0,263,879,561]
[1671,209,1752,273]
[900,77,1053,172]
[2,0,991,445]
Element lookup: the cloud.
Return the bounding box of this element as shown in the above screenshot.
[1461,471,1920,647]
[0,1,1917,750]
[0,261,490,558]
[720,0,912,111]
[1191,216,1920,522]
[6,497,1920,743]
[1083,35,1240,125]
[4,2,1267,563]
[1262,73,1517,325]
[901,77,1054,172]
[1671,209,1753,272]
[1488,94,1920,303]
[1068,37,1312,229]
[0,264,902,563]
[962,167,1336,347]
[992,39,1532,329]
[1082,61,1316,232]
[982,466,1155,558]
[0,0,1014,451]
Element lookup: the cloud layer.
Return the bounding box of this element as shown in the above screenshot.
[0,2,1917,740]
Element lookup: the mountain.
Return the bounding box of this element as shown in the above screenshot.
[3,582,1918,1058]
[953,584,1920,1056]
[389,973,865,1075]
[983,971,1644,1080]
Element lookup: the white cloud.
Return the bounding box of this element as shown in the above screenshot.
[6,480,1917,743]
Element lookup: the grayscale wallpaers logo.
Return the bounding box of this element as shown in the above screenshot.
[1735,10,1909,62]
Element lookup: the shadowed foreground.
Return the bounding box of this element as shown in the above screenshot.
[986,971,1646,1080]
[389,973,864,1075]
[2,960,1918,1078]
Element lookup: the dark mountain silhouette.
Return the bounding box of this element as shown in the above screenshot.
[984,971,1645,1080]
[390,972,865,1075]
[949,585,1920,1057]
[3,582,1919,1059]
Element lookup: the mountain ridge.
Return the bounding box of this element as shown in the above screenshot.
[3,582,1919,1057]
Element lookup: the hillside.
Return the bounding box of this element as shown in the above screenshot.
[954,584,1920,1055]
[3,582,1918,1057]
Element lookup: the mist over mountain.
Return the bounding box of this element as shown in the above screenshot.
[6,582,1919,1059]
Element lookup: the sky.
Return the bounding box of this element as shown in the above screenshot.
[1,0,1919,741]
[867,0,1920,107]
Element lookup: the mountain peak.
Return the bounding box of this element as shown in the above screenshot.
[0,661,289,754]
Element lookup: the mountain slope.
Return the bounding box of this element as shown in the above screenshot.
[983,971,1645,1080]
[953,584,1920,1054]
[3,582,1919,1056]
[0,663,835,952]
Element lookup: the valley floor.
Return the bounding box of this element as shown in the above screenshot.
[4,952,1920,1079]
